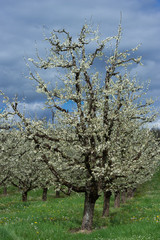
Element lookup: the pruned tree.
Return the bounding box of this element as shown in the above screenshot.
[0,126,56,202]
[102,109,159,216]
[0,127,13,194]
[0,22,159,230]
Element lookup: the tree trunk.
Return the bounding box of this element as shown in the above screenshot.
[127,189,132,199]
[127,188,136,199]
[133,188,136,197]
[102,191,112,217]
[81,190,99,231]
[3,186,7,196]
[114,191,120,208]
[121,190,126,204]
[55,190,60,198]
[127,189,134,199]
[67,187,71,196]
[42,188,48,201]
[22,191,28,202]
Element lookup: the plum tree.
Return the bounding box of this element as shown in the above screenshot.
[0,22,159,230]
[0,126,56,201]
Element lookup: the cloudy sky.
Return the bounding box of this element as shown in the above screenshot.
[0,0,160,126]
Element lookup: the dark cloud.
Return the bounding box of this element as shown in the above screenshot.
[0,0,160,126]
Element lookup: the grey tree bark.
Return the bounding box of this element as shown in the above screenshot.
[102,191,112,217]
[114,191,120,208]
[81,190,99,231]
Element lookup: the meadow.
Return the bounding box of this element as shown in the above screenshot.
[0,171,160,240]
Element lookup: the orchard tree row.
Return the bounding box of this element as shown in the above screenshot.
[0,122,158,206]
[0,22,159,231]
[0,126,60,201]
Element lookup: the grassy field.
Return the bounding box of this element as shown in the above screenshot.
[0,171,160,240]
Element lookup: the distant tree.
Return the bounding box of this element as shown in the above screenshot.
[0,127,56,201]
[0,22,158,230]
[0,128,13,193]
[102,112,159,216]
[151,127,160,140]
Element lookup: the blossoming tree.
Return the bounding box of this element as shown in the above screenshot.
[0,23,158,230]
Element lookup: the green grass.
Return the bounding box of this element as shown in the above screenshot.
[0,171,160,240]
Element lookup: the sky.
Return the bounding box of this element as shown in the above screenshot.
[0,0,160,127]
